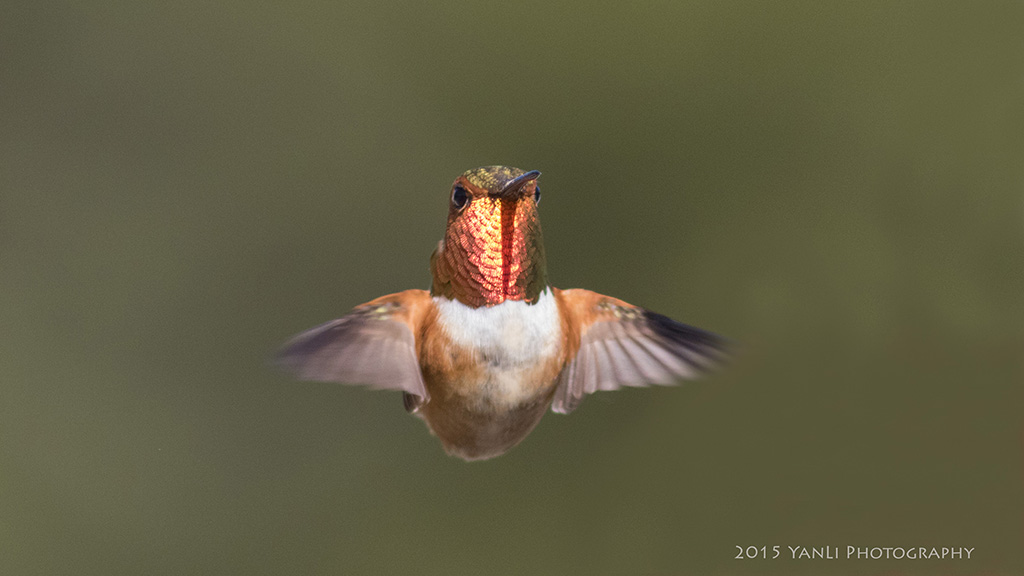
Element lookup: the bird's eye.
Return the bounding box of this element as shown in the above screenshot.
[452,186,469,210]
[533,186,541,205]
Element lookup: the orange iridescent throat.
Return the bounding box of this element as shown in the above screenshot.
[430,168,547,307]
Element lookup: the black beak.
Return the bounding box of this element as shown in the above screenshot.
[496,170,541,199]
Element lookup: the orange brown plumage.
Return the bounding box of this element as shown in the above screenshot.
[278,166,729,460]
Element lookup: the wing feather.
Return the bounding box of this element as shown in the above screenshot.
[277,291,430,407]
[551,290,729,414]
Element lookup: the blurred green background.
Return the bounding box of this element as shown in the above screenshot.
[2,1,1022,574]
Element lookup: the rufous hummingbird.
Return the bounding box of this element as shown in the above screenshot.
[279,166,728,461]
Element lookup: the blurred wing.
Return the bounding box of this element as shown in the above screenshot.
[277,290,430,408]
[552,290,729,414]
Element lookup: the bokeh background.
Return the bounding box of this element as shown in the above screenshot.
[2,1,1022,574]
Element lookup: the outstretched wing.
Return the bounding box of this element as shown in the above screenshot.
[277,290,431,409]
[552,289,729,414]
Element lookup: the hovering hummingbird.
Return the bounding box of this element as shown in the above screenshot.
[279,166,728,461]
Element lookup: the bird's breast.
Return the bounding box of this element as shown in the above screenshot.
[429,287,563,409]
[417,288,565,459]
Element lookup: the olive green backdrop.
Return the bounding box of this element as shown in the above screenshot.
[2,1,1021,575]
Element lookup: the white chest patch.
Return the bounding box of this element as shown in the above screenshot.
[433,288,562,407]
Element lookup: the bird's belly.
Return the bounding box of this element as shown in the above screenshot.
[418,371,554,461]
[456,358,553,410]
[420,289,563,459]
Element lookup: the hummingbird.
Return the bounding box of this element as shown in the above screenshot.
[279,166,728,461]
